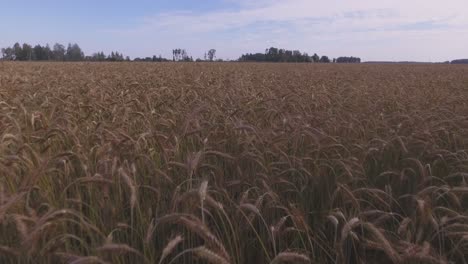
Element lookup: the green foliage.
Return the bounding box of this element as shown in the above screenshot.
[239,47,356,63]
[336,56,361,63]
[319,56,330,63]
[207,49,216,61]
[451,59,468,64]
[53,43,66,61]
[172,49,192,62]
[1,42,367,64]
[66,43,84,61]
[1,42,128,62]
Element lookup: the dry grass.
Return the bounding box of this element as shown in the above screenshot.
[1,61,468,263]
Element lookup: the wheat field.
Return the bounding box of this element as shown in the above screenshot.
[1,62,468,263]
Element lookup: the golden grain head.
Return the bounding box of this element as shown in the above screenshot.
[1,62,468,263]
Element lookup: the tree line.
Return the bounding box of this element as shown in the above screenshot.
[3,42,467,64]
[134,48,218,62]
[239,47,361,63]
[1,42,364,63]
[451,59,468,64]
[1,43,84,61]
[0,42,130,62]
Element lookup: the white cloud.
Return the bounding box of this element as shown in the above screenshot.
[105,0,468,61]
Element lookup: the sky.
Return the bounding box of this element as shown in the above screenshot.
[1,0,468,61]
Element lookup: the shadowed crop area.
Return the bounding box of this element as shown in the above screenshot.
[1,62,468,263]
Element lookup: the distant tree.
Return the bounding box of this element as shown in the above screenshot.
[91,52,105,61]
[143,55,169,62]
[336,56,361,63]
[53,43,66,61]
[319,56,330,63]
[99,52,106,61]
[13,43,22,60]
[173,49,191,62]
[108,51,123,61]
[451,59,468,64]
[33,45,46,60]
[207,49,216,61]
[278,49,285,61]
[66,43,84,61]
[312,53,320,63]
[239,47,317,63]
[292,50,302,62]
[20,43,33,61]
[266,47,279,61]
[333,58,336,63]
[173,49,180,61]
[44,44,53,60]
[1,47,14,60]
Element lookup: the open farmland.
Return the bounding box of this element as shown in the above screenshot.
[1,62,468,263]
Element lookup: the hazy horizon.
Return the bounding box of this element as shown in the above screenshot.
[2,0,467,61]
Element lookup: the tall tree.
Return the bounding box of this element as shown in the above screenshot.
[173,49,190,62]
[65,43,84,61]
[1,47,14,60]
[44,44,53,60]
[207,49,216,61]
[312,53,320,63]
[21,43,33,61]
[91,52,105,61]
[13,43,22,60]
[319,56,331,63]
[33,45,46,60]
[53,43,66,61]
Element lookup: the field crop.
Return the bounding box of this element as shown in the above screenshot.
[1,62,468,263]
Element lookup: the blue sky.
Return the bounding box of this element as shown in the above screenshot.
[1,0,467,61]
